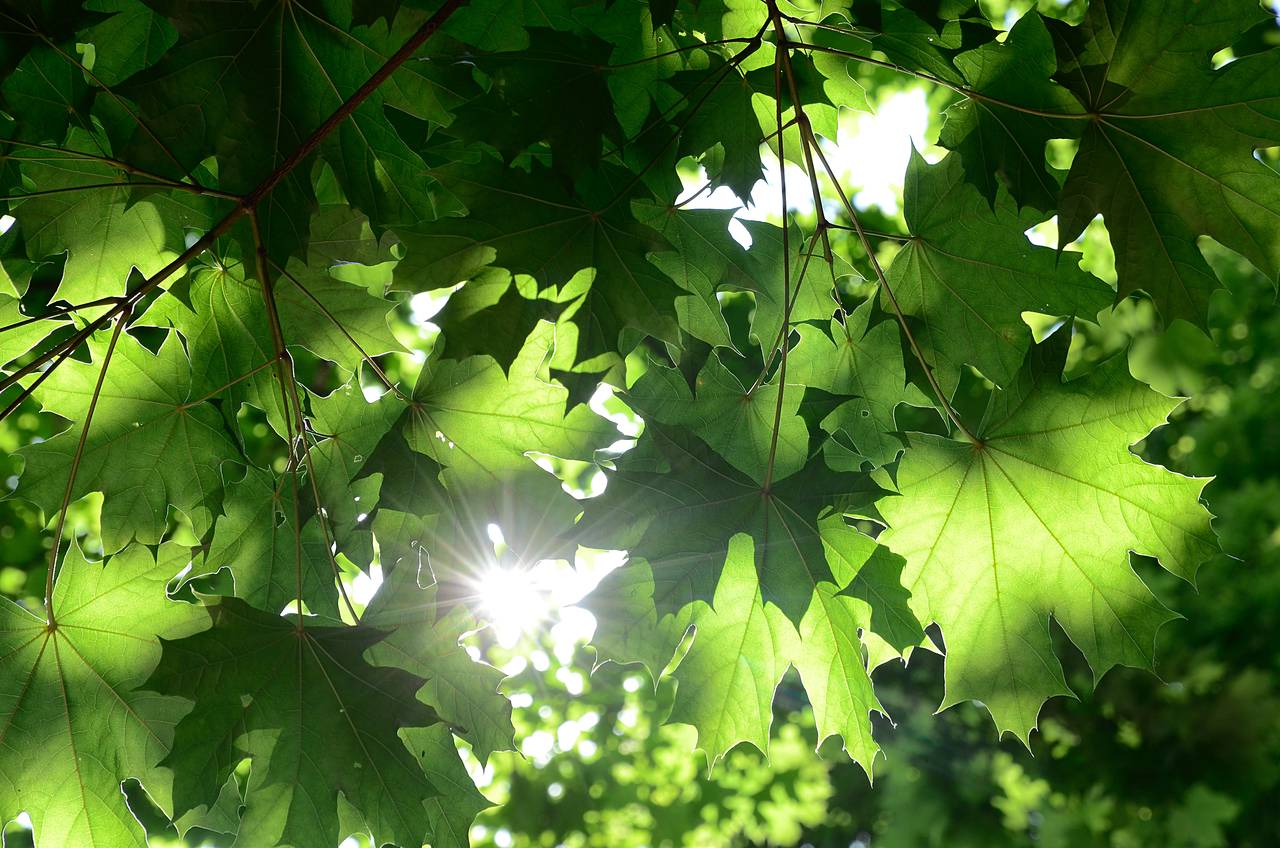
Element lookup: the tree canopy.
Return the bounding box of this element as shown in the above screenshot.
[1,0,1276,845]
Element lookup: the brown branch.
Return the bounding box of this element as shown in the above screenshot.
[761,0,793,496]
[0,181,239,202]
[242,0,469,208]
[0,296,123,335]
[177,355,285,410]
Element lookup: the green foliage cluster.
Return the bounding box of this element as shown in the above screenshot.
[0,0,1276,845]
[467,243,1280,848]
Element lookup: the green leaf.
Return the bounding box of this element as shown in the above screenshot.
[578,423,881,624]
[433,270,555,371]
[410,724,494,848]
[627,353,808,484]
[1048,0,1280,324]
[443,0,576,51]
[123,1,465,258]
[789,299,931,467]
[0,543,209,848]
[585,509,893,772]
[887,149,1112,387]
[671,54,767,200]
[195,465,339,618]
[144,599,442,848]
[939,12,1083,210]
[442,29,621,175]
[0,294,55,365]
[397,158,684,359]
[79,0,177,86]
[17,329,237,552]
[878,333,1217,741]
[11,132,214,303]
[363,554,515,763]
[0,45,92,144]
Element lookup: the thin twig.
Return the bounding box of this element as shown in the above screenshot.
[0,297,123,335]
[0,139,235,197]
[177,355,285,410]
[44,304,131,626]
[786,41,1092,121]
[604,27,767,213]
[825,222,909,241]
[606,36,758,69]
[808,140,980,443]
[0,181,238,201]
[251,213,361,626]
[761,0,793,495]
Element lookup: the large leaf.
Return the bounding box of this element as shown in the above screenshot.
[0,543,209,848]
[627,354,809,484]
[10,132,214,303]
[585,512,895,772]
[363,553,515,763]
[1049,0,1280,325]
[144,599,443,847]
[938,12,1084,210]
[878,334,1217,740]
[18,329,237,552]
[396,158,685,360]
[400,330,616,571]
[788,299,932,467]
[577,423,881,625]
[122,0,466,258]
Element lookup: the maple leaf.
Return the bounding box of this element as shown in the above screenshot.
[938,11,1084,211]
[1049,0,1280,325]
[9,131,216,303]
[17,329,238,552]
[887,148,1112,388]
[577,423,880,625]
[585,512,899,772]
[193,465,338,618]
[396,157,685,360]
[121,0,467,258]
[144,599,443,847]
[943,0,1280,325]
[363,552,515,763]
[400,330,617,572]
[878,332,1217,741]
[0,294,54,366]
[627,354,809,484]
[0,543,209,848]
[788,299,932,467]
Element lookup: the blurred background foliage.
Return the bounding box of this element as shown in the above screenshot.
[3,0,1279,845]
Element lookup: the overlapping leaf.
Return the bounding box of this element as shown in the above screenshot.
[584,474,897,771]
[578,423,881,628]
[122,0,469,258]
[18,329,237,552]
[0,0,1261,841]
[942,0,1280,325]
[887,149,1112,388]
[396,157,684,359]
[145,599,443,847]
